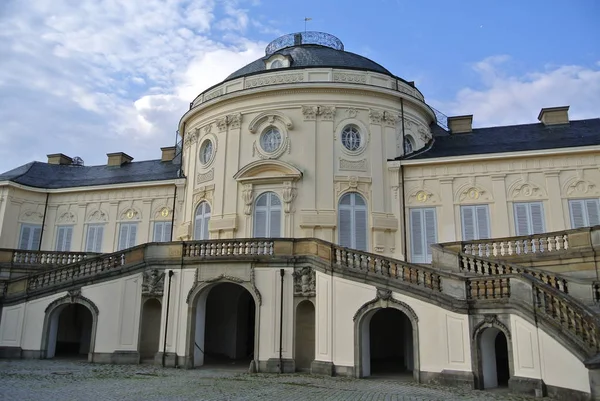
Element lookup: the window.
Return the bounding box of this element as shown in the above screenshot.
[338,192,368,251]
[404,136,414,154]
[569,199,600,228]
[514,202,545,236]
[199,140,213,165]
[254,192,281,238]
[260,127,282,153]
[153,221,172,242]
[410,208,437,263]
[270,59,283,69]
[194,202,211,240]
[85,225,104,253]
[118,223,138,251]
[461,205,490,241]
[341,125,361,151]
[19,224,42,250]
[55,226,73,252]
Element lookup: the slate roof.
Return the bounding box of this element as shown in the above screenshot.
[403,118,600,160]
[226,45,392,80]
[0,160,180,189]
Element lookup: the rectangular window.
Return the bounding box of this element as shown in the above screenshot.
[410,208,437,263]
[118,223,138,251]
[153,221,172,242]
[461,205,490,241]
[85,225,104,253]
[55,226,74,252]
[19,224,42,250]
[569,199,600,228]
[514,202,545,236]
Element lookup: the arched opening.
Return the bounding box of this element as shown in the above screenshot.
[480,328,510,388]
[193,283,256,369]
[139,298,162,362]
[194,201,211,240]
[47,304,93,359]
[338,192,368,251]
[294,300,315,372]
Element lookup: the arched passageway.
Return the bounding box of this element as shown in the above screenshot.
[368,308,413,377]
[47,304,93,359]
[294,300,315,371]
[193,283,256,368]
[139,298,162,361]
[480,328,510,388]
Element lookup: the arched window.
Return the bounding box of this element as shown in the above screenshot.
[194,202,211,240]
[253,192,281,238]
[404,136,414,154]
[338,192,367,251]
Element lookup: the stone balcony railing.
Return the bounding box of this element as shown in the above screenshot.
[1,237,598,359]
[0,249,99,267]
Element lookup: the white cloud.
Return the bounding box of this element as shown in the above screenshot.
[0,0,266,172]
[438,56,600,127]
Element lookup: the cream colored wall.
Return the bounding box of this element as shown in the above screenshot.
[0,183,177,252]
[20,292,65,351]
[510,314,590,393]
[0,303,25,348]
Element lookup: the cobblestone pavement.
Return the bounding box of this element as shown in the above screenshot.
[0,359,554,401]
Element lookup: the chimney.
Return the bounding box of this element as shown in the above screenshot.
[538,106,569,126]
[107,152,133,167]
[160,146,176,162]
[448,115,473,134]
[47,153,73,165]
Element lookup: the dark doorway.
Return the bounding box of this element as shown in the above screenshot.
[139,298,162,361]
[368,308,413,377]
[480,327,511,388]
[295,300,315,371]
[495,332,510,386]
[53,304,93,358]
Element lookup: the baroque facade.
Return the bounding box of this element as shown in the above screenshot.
[0,32,599,400]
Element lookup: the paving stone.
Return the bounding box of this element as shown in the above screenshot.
[0,359,555,401]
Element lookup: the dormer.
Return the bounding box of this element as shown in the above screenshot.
[265,54,292,70]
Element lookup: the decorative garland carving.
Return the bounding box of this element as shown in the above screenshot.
[352,287,418,322]
[293,266,315,297]
[242,184,253,215]
[183,128,200,149]
[510,181,545,199]
[282,182,297,214]
[302,106,318,120]
[369,109,383,124]
[566,179,599,197]
[339,158,367,172]
[87,209,108,223]
[333,73,366,83]
[244,73,304,89]
[45,289,99,315]
[56,211,76,224]
[20,210,43,223]
[142,269,165,297]
[472,314,511,340]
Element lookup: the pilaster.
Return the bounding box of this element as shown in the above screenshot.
[491,174,510,237]
[545,172,566,230]
[140,200,152,243]
[439,178,456,242]
[106,201,119,252]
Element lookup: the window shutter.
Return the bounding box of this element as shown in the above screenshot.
[32,227,42,251]
[128,224,137,248]
[410,209,424,262]
[530,203,545,234]
[514,203,530,236]
[94,226,104,252]
[19,226,31,250]
[64,227,72,251]
[354,208,367,251]
[269,207,281,238]
[569,200,586,228]
[424,208,437,260]
[154,223,163,242]
[338,208,352,248]
[586,199,600,226]
[202,214,210,240]
[56,227,66,251]
[254,210,267,237]
[461,206,476,241]
[118,224,129,251]
[85,226,95,252]
[164,222,172,241]
[475,205,490,239]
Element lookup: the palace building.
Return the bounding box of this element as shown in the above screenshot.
[0,32,599,400]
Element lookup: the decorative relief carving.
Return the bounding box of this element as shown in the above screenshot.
[184,128,200,149]
[203,124,212,135]
[119,208,140,221]
[353,288,418,322]
[228,113,242,129]
[282,182,297,214]
[339,158,368,172]
[216,117,228,132]
[404,119,432,143]
[335,176,371,200]
[566,179,599,196]
[345,108,359,118]
[333,73,366,83]
[369,109,383,124]
[320,106,336,120]
[193,185,214,208]
[248,111,293,134]
[20,210,43,223]
[186,267,262,306]
[252,137,291,160]
[204,88,223,101]
[153,205,172,220]
[45,288,99,315]
[293,266,315,297]
[242,184,253,215]
[57,211,76,224]
[301,105,335,121]
[302,105,318,120]
[87,209,108,222]
[472,314,511,340]
[511,182,544,199]
[142,269,165,297]
[196,168,214,185]
[457,185,491,202]
[244,73,304,89]
[383,112,398,127]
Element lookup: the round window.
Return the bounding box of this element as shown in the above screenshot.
[199,139,213,165]
[260,127,282,153]
[341,125,362,151]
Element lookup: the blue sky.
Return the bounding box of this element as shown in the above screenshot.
[0,0,598,173]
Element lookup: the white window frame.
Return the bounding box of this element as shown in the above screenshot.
[253,192,282,238]
[194,202,211,240]
[153,221,172,242]
[19,223,42,250]
[513,202,545,236]
[569,199,600,228]
[338,192,368,251]
[118,222,138,251]
[460,205,491,241]
[55,225,74,252]
[409,208,437,264]
[85,224,104,253]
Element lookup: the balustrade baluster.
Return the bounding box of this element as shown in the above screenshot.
[464,244,472,255]
[556,235,564,251]
[507,241,514,255]
[563,235,569,250]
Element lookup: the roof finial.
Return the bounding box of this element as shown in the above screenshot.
[304,17,312,33]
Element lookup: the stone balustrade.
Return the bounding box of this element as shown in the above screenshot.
[183,240,274,257]
[467,277,510,300]
[0,249,97,267]
[462,231,569,258]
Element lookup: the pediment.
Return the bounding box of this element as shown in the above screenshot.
[234,160,302,184]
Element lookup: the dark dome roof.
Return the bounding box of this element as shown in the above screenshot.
[226,44,392,80]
